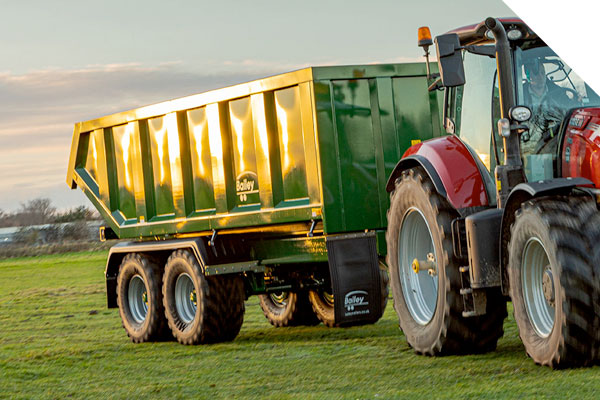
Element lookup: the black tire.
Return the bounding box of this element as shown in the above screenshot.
[308,288,335,327]
[508,197,597,368]
[386,167,506,355]
[116,253,168,343]
[292,291,322,326]
[379,260,391,314]
[258,291,319,327]
[162,250,245,345]
[579,198,600,362]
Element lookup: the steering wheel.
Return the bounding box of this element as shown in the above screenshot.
[563,87,583,106]
[541,86,582,108]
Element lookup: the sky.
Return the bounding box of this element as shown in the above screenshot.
[0,0,514,212]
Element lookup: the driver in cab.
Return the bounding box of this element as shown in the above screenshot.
[523,58,574,110]
[521,57,577,155]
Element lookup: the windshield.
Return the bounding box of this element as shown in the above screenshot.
[515,44,600,150]
[514,44,600,179]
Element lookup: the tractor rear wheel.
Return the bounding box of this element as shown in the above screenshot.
[508,197,597,368]
[258,291,319,327]
[387,167,506,355]
[162,250,245,345]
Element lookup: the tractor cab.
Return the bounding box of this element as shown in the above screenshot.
[423,18,600,189]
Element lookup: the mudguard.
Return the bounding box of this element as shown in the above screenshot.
[326,232,383,326]
[498,177,594,295]
[104,238,210,308]
[386,135,493,210]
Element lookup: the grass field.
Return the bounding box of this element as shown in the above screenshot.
[1,252,600,399]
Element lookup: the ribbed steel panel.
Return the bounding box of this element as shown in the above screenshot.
[67,64,441,238]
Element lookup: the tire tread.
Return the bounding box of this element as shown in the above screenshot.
[387,167,506,356]
[508,196,597,368]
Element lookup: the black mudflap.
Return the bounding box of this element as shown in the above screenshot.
[326,232,382,326]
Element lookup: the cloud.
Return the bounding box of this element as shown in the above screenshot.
[0,62,287,211]
[0,62,279,122]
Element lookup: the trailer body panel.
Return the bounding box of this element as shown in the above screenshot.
[68,64,441,239]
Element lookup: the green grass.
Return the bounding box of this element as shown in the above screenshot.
[1,252,600,399]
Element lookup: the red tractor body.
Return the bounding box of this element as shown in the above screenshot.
[402,136,491,209]
[562,107,600,186]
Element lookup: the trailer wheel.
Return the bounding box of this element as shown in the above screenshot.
[508,198,596,368]
[387,167,506,355]
[258,291,319,327]
[293,291,322,326]
[308,288,336,327]
[116,253,167,343]
[162,250,245,345]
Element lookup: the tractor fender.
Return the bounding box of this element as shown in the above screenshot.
[104,238,210,308]
[385,155,447,198]
[386,135,494,210]
[498,177,594,295]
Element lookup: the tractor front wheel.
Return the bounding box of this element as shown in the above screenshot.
[508,197,596,368]
[387,167,506,355]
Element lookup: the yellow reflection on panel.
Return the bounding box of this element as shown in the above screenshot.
[165,113,183,204]
[85,130,99,184]
[152,118,168,183]
[476,152,490,170]
[186,107,215,212]
[166,113,180,166]
[275,101,290,171]
[252,96,269,157]
[207,106,223,162]
[148,116,176,216]
[121,123,133,189]
[274,87,305,178]
[113,124,134,192]
[229,98,257,181]
[92,136,98,164]
[207,103,226,212]
[230,113,245,172]
[193,123,205,176]
[188,108,213,182]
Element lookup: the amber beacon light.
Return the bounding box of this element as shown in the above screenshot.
[417,26,433,78]
[417,26,432,48]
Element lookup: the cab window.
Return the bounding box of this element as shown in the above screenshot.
[452,51,498,171]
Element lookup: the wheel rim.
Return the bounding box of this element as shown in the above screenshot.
[320,290,334,307]
[522,237,554,337]
[128,275,148,324]
[269,292,289,308]
[175,273,197,324]
[398,207,438,325]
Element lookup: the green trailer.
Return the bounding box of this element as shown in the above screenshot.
[66,63,441,343]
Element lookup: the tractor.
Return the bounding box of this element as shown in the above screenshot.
[386,17,600,368]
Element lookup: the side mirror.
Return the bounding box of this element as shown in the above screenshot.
[435,33,465,87]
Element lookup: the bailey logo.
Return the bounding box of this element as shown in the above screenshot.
[236,171,259,202]
[344,290,369,312]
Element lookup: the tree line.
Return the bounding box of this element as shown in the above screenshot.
[0,198,99,228]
